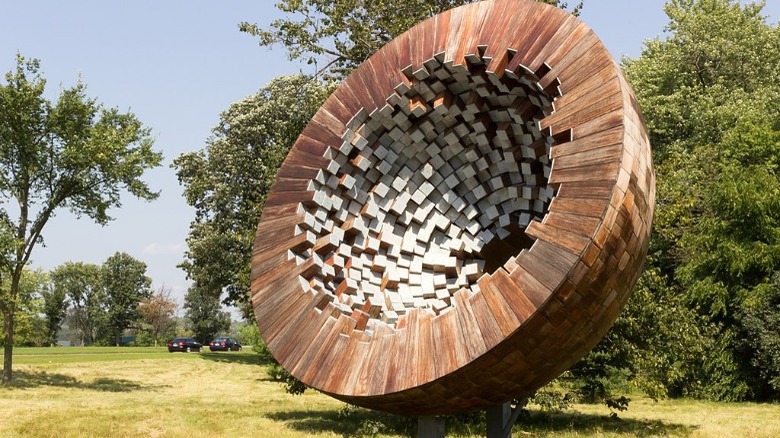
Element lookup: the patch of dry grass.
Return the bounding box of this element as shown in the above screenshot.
[0,351,347,437]
[1,349,778,437]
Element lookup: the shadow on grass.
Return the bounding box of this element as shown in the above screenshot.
[514,410,694,437]
[265,407,415,437]
[265,407,694,437]
[197,352,272,366]
[2,370,159,392]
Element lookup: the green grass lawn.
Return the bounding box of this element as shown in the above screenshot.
[11,346,172,365]
[1,347,779,437]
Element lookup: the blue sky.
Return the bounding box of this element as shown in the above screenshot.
[1,1,778,314]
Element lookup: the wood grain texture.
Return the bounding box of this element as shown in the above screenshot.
[251,0,655,415]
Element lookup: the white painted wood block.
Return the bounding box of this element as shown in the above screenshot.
[485,205,500,221]
[539,185,554,202]
[477,213,493,229]
[390,196,410,216]
[533,199,545,213]
[393,81,411,96]
[432,299,449,314]
[444,173,460,190]
[472,184,487,201]
[410,188,427,206]
[430,213,447,231]
[382,310,398,324]
[410,101,428,118]
[519,212,531,227]
[487,176,504,192]
[496,227,511,240]
[351,134,369,151]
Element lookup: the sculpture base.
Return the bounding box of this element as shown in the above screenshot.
[417,399,527,437]
[418,416,445,437]
[486,402,513,438]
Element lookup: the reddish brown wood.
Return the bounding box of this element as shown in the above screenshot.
[251,0,655,415]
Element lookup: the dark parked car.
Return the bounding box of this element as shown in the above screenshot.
[209,337,242,351]
[167,337,202,353]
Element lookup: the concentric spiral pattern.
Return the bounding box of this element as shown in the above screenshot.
[252,0,655,415]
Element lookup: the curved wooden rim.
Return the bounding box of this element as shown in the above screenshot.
[252,0,655,415]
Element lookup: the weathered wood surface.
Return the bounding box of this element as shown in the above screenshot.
[251,0,655,415]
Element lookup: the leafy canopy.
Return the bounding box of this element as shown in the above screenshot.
[618,0,780,400]
[183,284,231,344]
[0,54,162,383]
[240,0,581,79]
[174,74,333,315]
[101,252,152,346]
[51,262,104,346]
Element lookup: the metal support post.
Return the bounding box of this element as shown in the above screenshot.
[418,415,445,438]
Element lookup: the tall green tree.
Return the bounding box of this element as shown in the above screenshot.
[50,262,104,346]
[0,55,162,383]
[240,0,581,79]
[174,74,333,317]
[40,273,66,346]
[619,0,780,400]
[183,285,230,344]
[101,252,152,346]
[742,272,780,394]
[0,268,48,347]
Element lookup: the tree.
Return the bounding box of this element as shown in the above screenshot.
[51,262,105,346]
[137,286,177,348]
[742,272,780,394]
[174,74,333,317]
[240,0,581,79]
[41,273,66,346]
[617,0,780,400]
[0,268,48,347]
[183,285,230,344]
[101,252,153,346]
[0,54,162,382]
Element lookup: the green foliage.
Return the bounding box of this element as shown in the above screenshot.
[101,252,152,346]
[529,382,575,413]
[741,272,780,395]
[0,53,162,382]
[241,0,581,80]
[618,0,780,400]
[182,285,230,344]
[604,396,630,418]
[40,273,66,346]
[267,361,309,395]
[336,404,415,437]
[51,262,104,346]
[236,321,275,360]
[174,74,333,316]
[0,269,48,347]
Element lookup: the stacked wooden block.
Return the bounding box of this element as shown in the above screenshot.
[251,0,655,416]
[291,51,558,327]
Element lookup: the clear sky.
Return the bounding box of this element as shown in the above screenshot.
[1,1,778,314]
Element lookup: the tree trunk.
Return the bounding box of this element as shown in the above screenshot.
[2,307,14,384]
[3,267,23,384]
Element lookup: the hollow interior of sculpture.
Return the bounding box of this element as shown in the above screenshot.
[290,50,560,328]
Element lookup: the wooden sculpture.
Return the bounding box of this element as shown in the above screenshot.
[251,0,655,415]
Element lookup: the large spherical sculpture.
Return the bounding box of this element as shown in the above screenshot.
[251,0,655,415]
